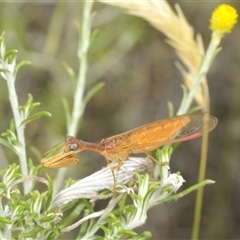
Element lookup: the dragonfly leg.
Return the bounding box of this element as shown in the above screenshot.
[110,160,123,193]
[145,152,169,165]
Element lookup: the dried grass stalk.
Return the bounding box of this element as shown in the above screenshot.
[98,0,207,107]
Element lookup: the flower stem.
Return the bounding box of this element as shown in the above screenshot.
[177,33,221,115]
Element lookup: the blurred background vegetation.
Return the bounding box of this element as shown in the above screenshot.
[0,1,239,239]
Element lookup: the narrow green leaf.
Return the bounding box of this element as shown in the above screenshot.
[15,60,31,75]
[118,191,127,210]
[4,49,18,60]
[27,95,40,112]
[20,111,51,126]
[108,212,119,225]
[1,128,19,148]
[167,101,175,117]
[78,214,96,239]
[188,106,202,114]
[44,174,53,210]
[19,93,33,113]
[0,167,7,175]
[1,129,16,139]
[97,224,108,236]
[62,61,76,80]
[159,179,215,204]
[0,32,6,58]
[0,216,12,224]
[46,228,60,239]
[135,231,152,240]
[119,229,137,236]
[0,137,18,154]
[90,28,99,44]
[9,119,16,132]
[20,226,44,238]
[59,200,87,229]
[40,213,56,223]
[82,82,105,108]
[89,235,103,240]
[0,68,10,73]
[3,164,20,185]
[19,94,43,118]
[30,191,46,214]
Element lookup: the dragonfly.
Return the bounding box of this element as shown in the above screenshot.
[41,112,217,186]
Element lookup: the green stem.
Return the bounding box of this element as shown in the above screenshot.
[160,179,215,204]
[176,32,221,238]
[177,32,221,115]
[54,1,93,193]
[68,1,93,136]
[192,83,210,240]
[5,71,29,194]
[192,133,209,239]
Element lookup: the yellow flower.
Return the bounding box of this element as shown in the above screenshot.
[210,4,238,36]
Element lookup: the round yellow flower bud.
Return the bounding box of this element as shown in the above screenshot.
[210,4,238,36]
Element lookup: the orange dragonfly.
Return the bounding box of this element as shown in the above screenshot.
[41,113,217,178]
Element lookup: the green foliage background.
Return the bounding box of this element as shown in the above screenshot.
[0,1,239,239]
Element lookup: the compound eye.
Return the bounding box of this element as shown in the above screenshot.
[69,143,78,151]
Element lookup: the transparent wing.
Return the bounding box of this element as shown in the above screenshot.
[101,112,218,154]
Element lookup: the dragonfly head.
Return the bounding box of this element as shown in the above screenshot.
[65,135,83,152]
[40,136,81,168]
